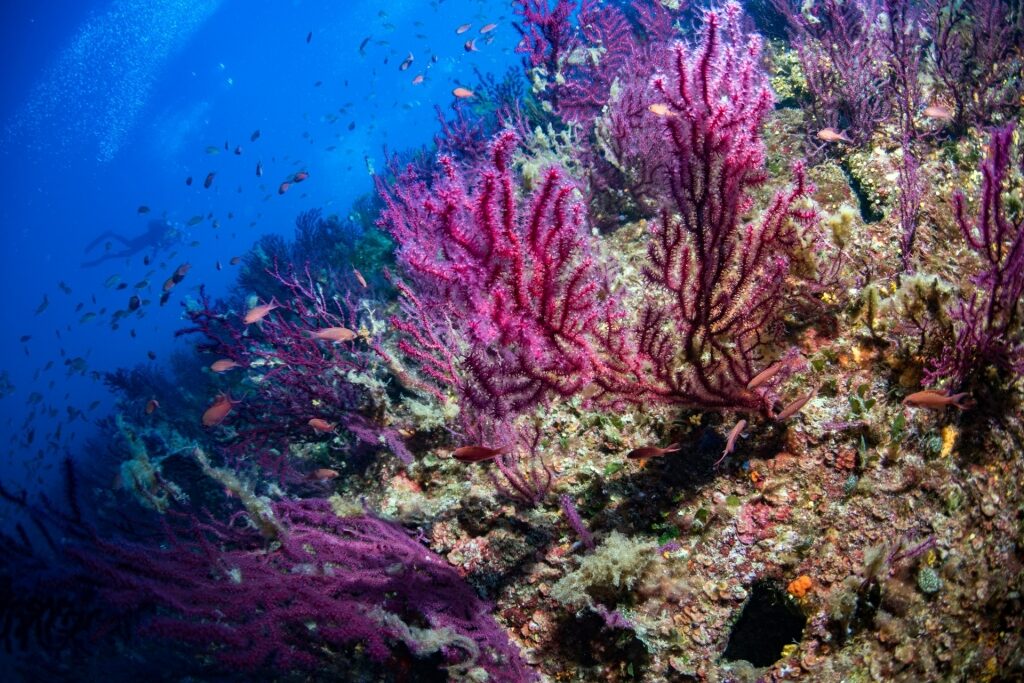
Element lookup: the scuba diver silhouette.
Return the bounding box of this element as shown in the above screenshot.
[82,219,182,268]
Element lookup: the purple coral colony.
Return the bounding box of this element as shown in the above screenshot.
[3,0,1024,681]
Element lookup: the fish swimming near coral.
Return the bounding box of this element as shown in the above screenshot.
[244,299,280,324]
[626,443,680,460]
[308,326,357,342]
[307,468,339,481]
[903,390,972,410]
[747,361,785,390]
[452,445,510,463]
[720,419,747,462]
[923,104,953,122]
[648,103,677,117]
[210,359,241,373]
[817,127,853,144]
[202,393,235,427]
[308,418,335,432]
[775,391,815,420]
[353,268,367,288]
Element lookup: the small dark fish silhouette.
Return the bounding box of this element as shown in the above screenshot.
[204,172,216,189]
[137,205,150,214]
[185,176,193,186]
[250,129,261,142]
[306,31,313,43]
[626,443,680,460]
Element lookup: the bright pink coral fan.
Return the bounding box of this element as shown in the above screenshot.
[597,2,818,414]
[377,129,621,422]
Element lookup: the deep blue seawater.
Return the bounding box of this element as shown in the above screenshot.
[0,0,518,496]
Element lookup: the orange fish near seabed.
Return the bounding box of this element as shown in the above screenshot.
[308,468,339,481]
[903,390,972,410]
[747,361,785,390]
[452,445,510,463]
[202,393,235,427]
[145,399,159,415]
[817,127,853,144]
[720,419,747,463]
[452,87,475,99]
[923,104,953,121]
[775,391,815,420]
[648,103,677,117]
[210,359,241,373]
[244,299,279,324]
[308,418,335,432]
[308,327,357,342]
[626,443,681,460]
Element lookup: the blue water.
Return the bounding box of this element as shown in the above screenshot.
[0,0,518,495]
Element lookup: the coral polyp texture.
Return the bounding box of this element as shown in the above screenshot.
[2,1,1024,682]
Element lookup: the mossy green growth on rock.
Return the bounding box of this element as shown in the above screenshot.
[551,531,658,609]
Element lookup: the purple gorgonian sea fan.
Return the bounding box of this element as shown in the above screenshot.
[66,498,536,681]
[375,129,623,425]
[926,124,1024,392]
[596,2,818,416]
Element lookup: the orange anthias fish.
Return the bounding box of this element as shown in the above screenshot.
[202,393,235,427]
[452,87,475,99]
[480,23,498,33]
[308,468,339,481]
[210,359,241,373]
[626,443,681,460]
[412,74,425,85]
[399,52,414,71]
[145,399,159,415]
[464,39,478,52]
[353,268,368,288]
[292,170,309,183]
[308,326,357,342]
[308,418,335,432]
[456,23,472,34]
[817,127,853,144]
[719,419,747,463]
[775,391,815,420]
[648,103,677,117]
[923,104,953,121]
[278,181,291,195]
[244,299,280,324]
[452,445,510,463]
[747,361,785,390]
[903,390,972,410]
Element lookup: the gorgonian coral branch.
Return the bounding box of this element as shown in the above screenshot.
[377,130,621,424]
[926,124,1024,389]
[597,2,817,415]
